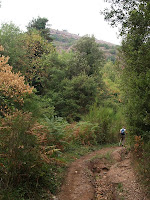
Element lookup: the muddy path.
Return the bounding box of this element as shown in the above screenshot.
[56,146,148,200]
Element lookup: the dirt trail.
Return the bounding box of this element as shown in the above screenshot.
[56,146,148,200]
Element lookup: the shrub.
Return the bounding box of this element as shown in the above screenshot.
[131,135,150,196]
[84,103,116,143]
[44,116,69,151]
[0,111,63,199]
[64,121,99,145]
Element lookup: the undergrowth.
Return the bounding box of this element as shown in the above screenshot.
[131,136,150,198]
[0,111,117,199]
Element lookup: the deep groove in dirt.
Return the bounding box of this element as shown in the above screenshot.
[56,147,148,200]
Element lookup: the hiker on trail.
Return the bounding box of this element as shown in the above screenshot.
[119,126,127,146]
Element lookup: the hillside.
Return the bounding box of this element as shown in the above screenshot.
[50,28,119,62]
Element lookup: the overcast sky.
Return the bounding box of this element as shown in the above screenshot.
[0,0,121,45]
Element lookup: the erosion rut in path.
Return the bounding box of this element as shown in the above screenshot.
[56,147,148,200]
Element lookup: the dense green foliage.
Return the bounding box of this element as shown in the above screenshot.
[0,1,148,196]
[27,17,53,42]
[103,0,150,191]
[73,36,104,75]
[103,0,150,137]
[0,16,123,199]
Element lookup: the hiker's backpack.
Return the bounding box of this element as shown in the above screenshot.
[121,128,125,135]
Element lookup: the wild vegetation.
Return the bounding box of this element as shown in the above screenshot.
[0,0,149,197]
[50,28,118,62]
[0,17,123,199]
[103,0,150,193]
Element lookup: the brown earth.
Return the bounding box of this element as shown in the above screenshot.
[54,146,148,200]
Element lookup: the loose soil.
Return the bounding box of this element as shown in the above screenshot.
[55,146,149,200]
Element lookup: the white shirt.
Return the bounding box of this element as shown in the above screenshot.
[120,128,126,132]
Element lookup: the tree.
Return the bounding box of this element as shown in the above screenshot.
[102,0,150,138]
[0,23,56,95]
[22,30,56,94]
[59,51,90,79]
[38,48,106,120]
[0,46,33,115]
[0,23,25,69]
[73,36,104,76]
[27,17,53,42]
[102,0,150,40]
[52,74,99,121]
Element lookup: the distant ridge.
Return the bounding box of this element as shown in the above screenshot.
[50,28,116,46]
[50,28,118,62]
[51,29,80,40]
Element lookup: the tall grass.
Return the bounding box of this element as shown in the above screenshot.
[83,102,124,144]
